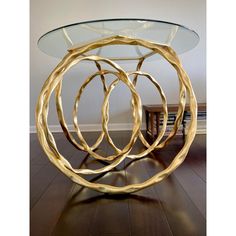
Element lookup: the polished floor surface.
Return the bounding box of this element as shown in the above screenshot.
[30,131,206,236]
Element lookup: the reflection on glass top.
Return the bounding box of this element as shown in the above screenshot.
[38,18,199,60]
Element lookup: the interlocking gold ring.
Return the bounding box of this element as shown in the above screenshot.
[36,35,197,194]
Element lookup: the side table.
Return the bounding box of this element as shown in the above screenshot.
[36,18,199,194]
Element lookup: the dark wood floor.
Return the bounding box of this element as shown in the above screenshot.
[30,131,206,236]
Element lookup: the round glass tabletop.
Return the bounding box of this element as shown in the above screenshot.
[38,18,199,60]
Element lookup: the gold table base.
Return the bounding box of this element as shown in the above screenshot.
[36,35,197,194]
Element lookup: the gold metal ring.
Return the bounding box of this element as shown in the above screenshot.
[35,35,197,194]
[102,71,169,159]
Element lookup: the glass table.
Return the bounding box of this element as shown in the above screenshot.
[36,18,199,194]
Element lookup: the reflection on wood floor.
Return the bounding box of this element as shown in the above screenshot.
[30,131,206,236]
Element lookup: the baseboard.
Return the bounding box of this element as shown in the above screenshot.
[30,123,146,133]
[30,120,206,134]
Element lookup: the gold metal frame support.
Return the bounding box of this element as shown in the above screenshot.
[35,35,197,194]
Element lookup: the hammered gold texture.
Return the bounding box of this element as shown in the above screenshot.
[35,35,197,194]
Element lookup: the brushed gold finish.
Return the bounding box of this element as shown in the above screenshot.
[36,35,197,194]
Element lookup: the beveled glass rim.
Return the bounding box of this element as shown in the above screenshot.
[37,18,199,46]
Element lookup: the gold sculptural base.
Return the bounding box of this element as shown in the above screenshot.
[36,35,197,194]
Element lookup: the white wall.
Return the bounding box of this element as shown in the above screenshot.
[30,0,206,128]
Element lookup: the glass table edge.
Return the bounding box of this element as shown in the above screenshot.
[37,17,200,45]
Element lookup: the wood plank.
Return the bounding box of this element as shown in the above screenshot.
[30,172,75,236]
[30,132,95,235]
[52,185,102,236]
[30,137,49,165]
[143,153,206,236]
[172,161,206,218]
[52,133,113,236]
[155,134,206,217]
[116,132,172,236]
[30,132,206,236]
[30,132,83,209]
[88,131,131,236]
[185,135,206,182]
[30,162,60,208]
[30,164,45,178]
[125,142,173,235]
